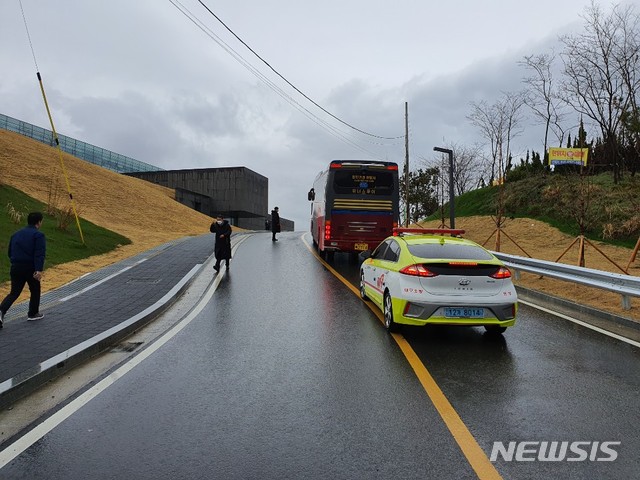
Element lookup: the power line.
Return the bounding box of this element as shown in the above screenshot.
[169,0,401,159]
[193,0,404,141]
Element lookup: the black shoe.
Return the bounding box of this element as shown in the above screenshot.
[214,265,220,272]
[27,312,44,321]
[0,311,4,328]
[226,262,230,269]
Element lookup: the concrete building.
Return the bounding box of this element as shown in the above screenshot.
[127,167,293,231]
[2,113,293,231]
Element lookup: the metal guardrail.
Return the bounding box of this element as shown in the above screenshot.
[492,252,640,310]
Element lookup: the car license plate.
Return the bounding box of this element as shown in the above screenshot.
[444,307,484,318]
[354,243,369,251]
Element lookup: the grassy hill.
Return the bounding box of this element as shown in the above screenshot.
[0,129,215,297]
[431,173,640,249]
[0,184,131,283]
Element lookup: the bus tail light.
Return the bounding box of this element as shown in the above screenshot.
[400,264,438,277]
[324,221,331,240]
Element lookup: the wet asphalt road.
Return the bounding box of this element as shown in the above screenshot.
[3,232,640,479]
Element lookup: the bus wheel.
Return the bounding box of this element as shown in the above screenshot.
[318,247,326,259]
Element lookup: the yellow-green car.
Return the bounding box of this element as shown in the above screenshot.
[360,228,517,333]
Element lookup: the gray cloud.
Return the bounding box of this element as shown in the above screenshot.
[1,0,601,228]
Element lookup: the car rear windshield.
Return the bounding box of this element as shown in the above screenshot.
[407,243,494,260]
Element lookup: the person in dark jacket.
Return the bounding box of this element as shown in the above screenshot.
[271,207,281,242]
[210,214,232,272]
[0,212,46,327]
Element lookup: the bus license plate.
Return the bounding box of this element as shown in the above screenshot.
[444,307,484,318]
[354,243,369,251]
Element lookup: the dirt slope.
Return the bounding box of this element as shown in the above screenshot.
[1,129,214,297]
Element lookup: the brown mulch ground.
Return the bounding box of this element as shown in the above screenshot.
[2,129,639,320]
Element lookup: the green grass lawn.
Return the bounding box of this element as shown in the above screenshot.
[0,184,131,284]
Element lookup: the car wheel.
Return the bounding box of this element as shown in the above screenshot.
[359,271,369,300]
[485,325,507,334]
[383,291,400,333]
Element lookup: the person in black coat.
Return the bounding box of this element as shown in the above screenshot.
[271,207,281,242]
[210,214,232,271]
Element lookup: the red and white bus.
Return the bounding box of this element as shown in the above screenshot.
[308,160,400,259]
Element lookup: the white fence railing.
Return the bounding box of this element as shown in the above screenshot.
[492,252,640,310]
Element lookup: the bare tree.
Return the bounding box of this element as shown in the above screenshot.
[519,52,569,153]
[417,142,485,222]
[468,92,525,250]
[452,142,484,195]
[468,100,501,184]
[614,3,640,174]
[559,1,640,182]
[468,91,525,184]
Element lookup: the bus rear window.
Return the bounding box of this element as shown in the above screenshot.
[332,171,394,195]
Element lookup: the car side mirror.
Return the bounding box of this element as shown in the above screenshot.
[360,250,372,260]
[307,188,315,201]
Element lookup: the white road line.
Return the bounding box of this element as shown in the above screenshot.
[0,236,250,468]
[519,299,640,348]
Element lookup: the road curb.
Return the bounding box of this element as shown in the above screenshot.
[516,285,640,340]
[0,264,204,411]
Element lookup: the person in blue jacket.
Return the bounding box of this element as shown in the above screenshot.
[0,212,46,327]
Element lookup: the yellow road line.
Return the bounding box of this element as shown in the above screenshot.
[300,233,503,480]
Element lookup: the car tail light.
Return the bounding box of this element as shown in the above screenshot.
[400,264,438,277]
[490,267,512,279]
[324,221,331,240]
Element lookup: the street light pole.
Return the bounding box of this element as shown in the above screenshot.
[404,102,409,227]
[433,147,455,229]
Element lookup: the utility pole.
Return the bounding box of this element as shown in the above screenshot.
[404,102,409,227]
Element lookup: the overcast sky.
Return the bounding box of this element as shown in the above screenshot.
[1,0,627,229]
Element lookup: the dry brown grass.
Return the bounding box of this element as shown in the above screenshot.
[2,129,639,320]
[1,129,216,299]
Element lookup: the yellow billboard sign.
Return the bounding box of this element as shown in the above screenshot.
[548,147,589,166]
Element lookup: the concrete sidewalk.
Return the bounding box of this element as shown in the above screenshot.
[0,234,216,409]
